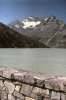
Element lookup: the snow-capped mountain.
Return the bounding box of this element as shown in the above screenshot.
[9,16,66,48]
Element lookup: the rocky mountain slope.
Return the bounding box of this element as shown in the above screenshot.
[9,16,66,48]
[0,23,47,48]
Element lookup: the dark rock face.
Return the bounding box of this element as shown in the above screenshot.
[0,23,47,48]
[9,16,66,48]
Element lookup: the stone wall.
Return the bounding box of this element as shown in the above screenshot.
[0,67,66,100]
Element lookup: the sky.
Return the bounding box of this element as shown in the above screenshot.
[0,0,66,24]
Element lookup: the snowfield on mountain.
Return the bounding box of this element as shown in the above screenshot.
[9,16,66,48]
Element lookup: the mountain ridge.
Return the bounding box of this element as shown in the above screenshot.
[9,16,66,48]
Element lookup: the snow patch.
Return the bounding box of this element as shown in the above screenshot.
[44,17,49,21]
[22,20,41,29]
[29,17,34,20]
[14,24,19,28]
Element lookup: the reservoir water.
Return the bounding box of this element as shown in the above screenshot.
[0,48,66,76]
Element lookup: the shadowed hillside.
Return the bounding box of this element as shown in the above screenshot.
[0,23,48,48]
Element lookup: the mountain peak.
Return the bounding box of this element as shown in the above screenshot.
[10,16,57,30]
[9,16,66,48]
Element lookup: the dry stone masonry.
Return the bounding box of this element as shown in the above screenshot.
[0,67,66,100]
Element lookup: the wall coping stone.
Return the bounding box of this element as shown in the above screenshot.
[0,67,66,93]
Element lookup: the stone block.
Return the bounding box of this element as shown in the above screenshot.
[13,81,22,86]
[13,90,24,100]
[0,80,4,90]
[31,88,49,99]
[43,96,50,100]
[31,87,49,99]
[20,84,33,97]
[51,91,60,100]
[15,85,21,92]
[4,81,15,94]
[60,93,66,100]
[2,68,18,79]
[23,74,34,85]
[25,97,35,100]
[8,94,15,100]
[12,72,27,82]
[1,86,8,100]
[45,78,60,91]
[34,78,45,88]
